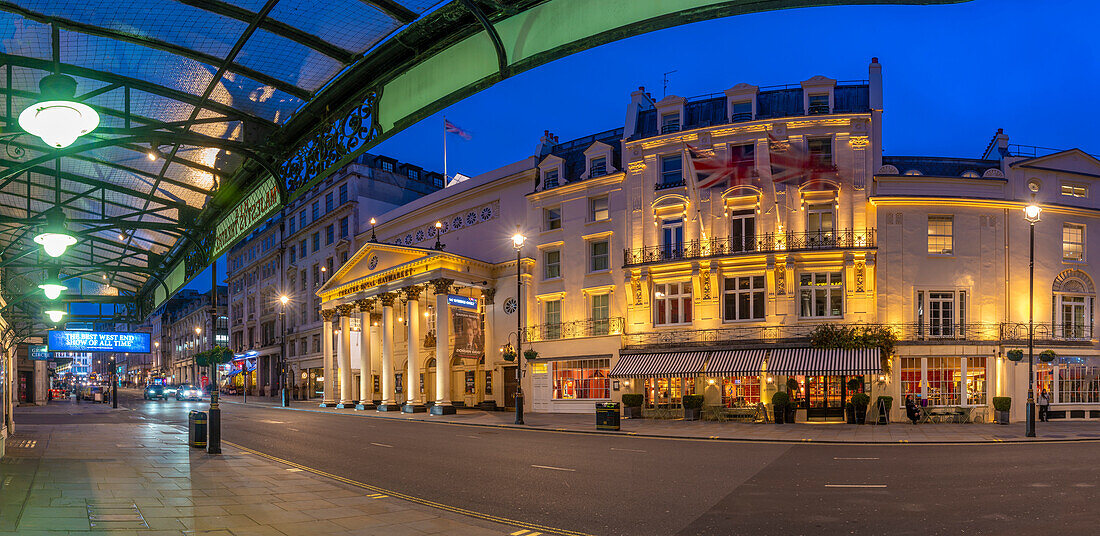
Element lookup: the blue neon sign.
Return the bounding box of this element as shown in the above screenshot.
[48,331,151,353]
[447,294,478,309]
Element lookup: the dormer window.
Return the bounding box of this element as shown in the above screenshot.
[408,169,419,180]
[544,169,559,189]
[381,161,394,173]
[808,94,829,115]
[590,157,607,178]
[661,112,681,134]
[731,101,752,122]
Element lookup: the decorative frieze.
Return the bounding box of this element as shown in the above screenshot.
[855,261,866,292]
[387,201,500,247]
[774,263,786,296]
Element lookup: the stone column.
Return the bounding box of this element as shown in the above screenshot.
[402,286,426,412]
[378,293,400,411]
[481,288,496,407]
[430,279,455,415]
[355,298,376,410]
[336,304,355,408]
[319,308,336,407]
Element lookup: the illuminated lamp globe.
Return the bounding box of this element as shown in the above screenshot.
[279,295,289,305]
[38,268,66,300]
[1023,203,1042,223]
[18,74,100,148]
[511,233,526,249]
[45,309,67,323]
[34,208,77,258]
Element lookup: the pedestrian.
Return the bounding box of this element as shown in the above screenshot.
[905,395,920,424]
[1038,389,1050,422]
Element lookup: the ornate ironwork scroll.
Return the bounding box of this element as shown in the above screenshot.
[280,90,382,197]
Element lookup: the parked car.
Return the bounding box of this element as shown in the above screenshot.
[164,385,179,397]
[144,385,167,400]
[176,384,204,401]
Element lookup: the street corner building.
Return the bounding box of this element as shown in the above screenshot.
[308,59,1098,425]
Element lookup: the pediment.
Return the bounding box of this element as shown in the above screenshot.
[538,154,564,168]
[318,243,435,294]
[1013,149,1100,177]
[583,140,614,156]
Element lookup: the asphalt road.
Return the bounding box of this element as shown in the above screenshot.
[20,391,1100,535]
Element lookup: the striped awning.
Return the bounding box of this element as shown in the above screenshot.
[610,352,707,378]
[766,348,882,375]
[704,350,767,376]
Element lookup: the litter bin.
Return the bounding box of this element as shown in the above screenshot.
[188,410,208,448]
[596,402,621,431]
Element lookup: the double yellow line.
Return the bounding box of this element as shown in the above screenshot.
[225,440,592,536]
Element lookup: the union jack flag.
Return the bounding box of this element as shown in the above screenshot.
[768,133,838,190]
[688,144,758,190]
[444,119,472,140]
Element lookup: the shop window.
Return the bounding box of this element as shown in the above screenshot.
[927,215,953,255]
[799,271,843,318]
[589,239,610,272]
[655,281,692,325]
[484,371,493,394]
[966,357,987,406]
[590,293,610,335]
[1063,223,1085,261]
[590,196,609,221]
[545,207,561,230]
[644,376,695,407]
[1056,356,1100,403]
[721,377,760,406]
[395,372,403,394]
[901,357,921,403]
[925,357,961,405]
[543,250,561,279]
[723,275,765,321]
[552,358,610,400]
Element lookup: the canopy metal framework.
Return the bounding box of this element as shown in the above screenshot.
[0,0,966,342]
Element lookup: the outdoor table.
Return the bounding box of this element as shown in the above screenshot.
[703,404,727,422]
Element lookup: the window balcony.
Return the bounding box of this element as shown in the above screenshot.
[808,104,830,115]
[730,112,753,123]
[661,123,681,134]
[524,317,624,342]
[623,229,876,267]
[654,178,686,190]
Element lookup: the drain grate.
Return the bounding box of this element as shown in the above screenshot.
[87,502,148,530]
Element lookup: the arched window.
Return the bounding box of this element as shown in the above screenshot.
[1052,269,1095,340]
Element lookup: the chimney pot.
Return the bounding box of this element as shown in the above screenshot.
[871,57,879,63]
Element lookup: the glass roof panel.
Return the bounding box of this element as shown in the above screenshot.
[0,14,52,60]
[60,30,217,100]
[266,0,401,54]
[395,0,445,11]
[234,28,344,92]
[208,71,304,123]
[11,0,246,58]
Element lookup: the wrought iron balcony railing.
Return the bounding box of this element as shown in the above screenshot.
[621,322,1095,350]
[654,178,687,190]
[525,317,624,343]
[623,229,876,267]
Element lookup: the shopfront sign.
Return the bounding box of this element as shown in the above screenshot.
[452,308,482,359]
[28,344,49,361]
[48,331,151,353]
[447,294,477,309]
[213,175,281,259]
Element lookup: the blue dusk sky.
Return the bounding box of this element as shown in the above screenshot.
[187,0,1097,292]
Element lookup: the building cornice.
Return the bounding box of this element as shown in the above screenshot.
[870,196,1100,218]
[526,172,624,201]
[624,113,872,151]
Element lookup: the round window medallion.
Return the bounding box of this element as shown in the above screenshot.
[367,255,378,270]
[503,297,518,315]
[466,212,477,225]
[481,207,492,221]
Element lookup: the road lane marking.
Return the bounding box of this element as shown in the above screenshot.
[367,493,388,498]
[531,465,575,472]
[460,435,481,439]
[511,531,530,536]
[259,419,284,424]
[286,468,302,472]
[825,484,887,488]
[370,442,393,448]
[833,457,879,460]
[610,448,646,453]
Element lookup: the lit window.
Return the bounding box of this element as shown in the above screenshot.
[590,196,609,221]
[545,207,561,230]
[544,299,562,340]
[799,271,843,318]
[916,290,967,338]
[927,215,953,255]
[589,239,610,272]
[590,294,610,335]
[1063,223,1085,261]
[654,282,692,325]
[1061,183,1088,198]
[544,250,561,279]
[1059,295,1090,340]
[723,275,765,321]
[552,358,610,400]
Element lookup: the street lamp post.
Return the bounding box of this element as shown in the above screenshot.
[279,294,290,407]
[1023,201,1042,437]
[512,232,526,425]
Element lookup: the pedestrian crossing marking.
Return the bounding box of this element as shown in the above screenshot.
[510,531,541,536]
[367,493,388,499]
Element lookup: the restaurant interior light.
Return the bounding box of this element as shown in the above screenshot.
[34,207,78,258]
[19,74,100,148]
[38,267,66,300]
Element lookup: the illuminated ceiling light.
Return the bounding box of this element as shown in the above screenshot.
[34,207,78,258]
[45,309,67,323]
[18,74,100,148]
[38,267,66,300]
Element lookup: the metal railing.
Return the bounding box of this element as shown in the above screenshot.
[730,112,753,123]
[525,317,624,343]
[624,229,876,267]
[661,124,681,134]
[654,178,686,190]
[621,322,1095,350]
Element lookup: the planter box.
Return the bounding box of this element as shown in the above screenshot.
[773,407,785,424]
[855,407,867,425]
[624,406,643,419]
[995,410,1010,425]
[683,408,701,421]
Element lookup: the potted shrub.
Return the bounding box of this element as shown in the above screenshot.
[785,378,799,423]
[875,396,894,424]
[682,394,704,421]
[847,378,862,392]
[622,394,644,419]
[845,402,855,424]
[993,396,1011,425]
[771,391,789,424]
[851,393,870,424]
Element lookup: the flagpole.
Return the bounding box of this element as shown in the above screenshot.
[682,146,706,241]
[443,116,448,186]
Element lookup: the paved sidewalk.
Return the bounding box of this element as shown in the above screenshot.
[221,395,1100,443]
[0,419,518,535]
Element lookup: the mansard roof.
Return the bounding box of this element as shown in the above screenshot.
[881,156,1003,179]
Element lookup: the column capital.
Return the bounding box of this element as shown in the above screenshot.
[429,278,454,296]
[320,308,336,322]
[482,287,496,305]
[355,298,376,313]
[378,292,397,307]
[335,303,356,317]
[402,285,423,301]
